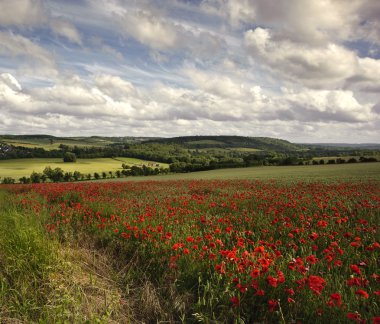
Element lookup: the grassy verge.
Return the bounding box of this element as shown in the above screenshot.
[0,190,129,322]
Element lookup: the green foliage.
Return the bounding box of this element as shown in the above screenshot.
[43,166,64,182]
[30,171,43,183]
[0,191,57,320]
[63,152,77,162]
[2,177,15,184]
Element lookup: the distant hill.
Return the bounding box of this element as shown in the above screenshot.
[146,136,303,152]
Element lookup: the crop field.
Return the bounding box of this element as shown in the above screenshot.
[2,137,113,150]
[1,178,379,322]
[113,162,380,182]
[0,158,168,179]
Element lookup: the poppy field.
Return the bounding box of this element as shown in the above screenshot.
[5,179,380,323]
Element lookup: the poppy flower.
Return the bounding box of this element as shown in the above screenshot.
[355,289,369,299]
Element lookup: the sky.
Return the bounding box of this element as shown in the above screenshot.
[0,0,379,143]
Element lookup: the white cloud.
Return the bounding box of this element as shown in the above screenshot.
[0,0,81,45]
[0,31,55,68]
[280,89,374,123]
[119,9,178,50]
[94,74,136,100]
[50,18,82,45]
[202,0,380,44]
[0,1,378,142]
[344,57,380,93]
[245,28,358,88]
[0,73,22,91]
[0,0,47,26]
[200,0,255,28]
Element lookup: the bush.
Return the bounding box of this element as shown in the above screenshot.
[2,177,15,184]
[63,152,77,163]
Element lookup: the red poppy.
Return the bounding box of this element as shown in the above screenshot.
[355,289,369,299]
[268,299,278,312]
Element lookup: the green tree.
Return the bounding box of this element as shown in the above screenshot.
[63,172,73,182]
[73,171,82,181]
[19,176,30,184]
[63,152,77,162]
[30,172,42,183]
[43,167,64,182]
[2,177,15,184]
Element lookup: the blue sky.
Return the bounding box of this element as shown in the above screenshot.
[0,0,379,142]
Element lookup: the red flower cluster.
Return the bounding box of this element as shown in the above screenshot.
[11,179,379,323]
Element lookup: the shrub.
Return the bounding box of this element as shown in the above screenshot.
[63,152,77,163]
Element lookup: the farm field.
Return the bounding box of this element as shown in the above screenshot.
[1,179,379,322]
[113,162,380,182]
[1,137,113,150]
[0,158,168,179]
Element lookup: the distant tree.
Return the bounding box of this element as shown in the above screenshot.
[19,176,30,184]
[43,166,64,182]
[319,159,325,165]
[336,158,345,164]
[40,174,47,183]
[347,158,357,163]
[30,171,42,183]
[63,152,77,162]
[102,171,107,179]
[73,171,82,181]
[63,172,73,182]
[115,170,121,178]
[327,159,335,164]
[312,160,319,165]
[108,171,113,178]
[2,177,15,184]
[86,173,92,180]
[94,172,100,180]
[59,144,69,152]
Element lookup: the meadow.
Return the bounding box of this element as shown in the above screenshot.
[0,176,379,322]
[0,157,168,179]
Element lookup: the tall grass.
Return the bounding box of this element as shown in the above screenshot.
[0,190,129,322]
[0,190,57,321]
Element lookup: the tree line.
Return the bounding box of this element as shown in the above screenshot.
[1,164,170,184]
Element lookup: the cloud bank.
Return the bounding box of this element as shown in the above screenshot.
[0,0,379,142]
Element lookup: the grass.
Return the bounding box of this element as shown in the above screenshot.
[0,190,130,322]
[111,162,380,182]
[0,158,168,179]
[231,147,262,152]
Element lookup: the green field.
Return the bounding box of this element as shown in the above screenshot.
[1,158,378,182]
[112,162,380,182]
[3,137,113,150]
[186,139,225,145]
[0,158,168,179]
